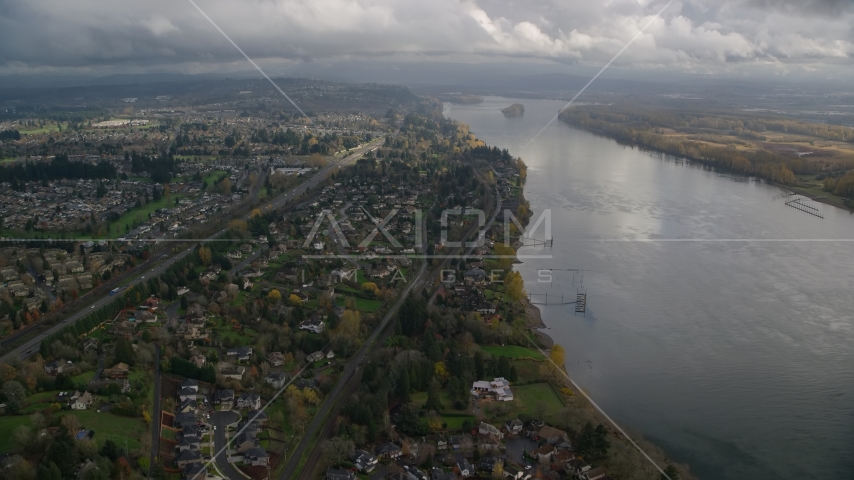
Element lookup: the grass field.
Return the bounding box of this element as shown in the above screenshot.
[480,345,545,360]
[440,414,477,430]
[20,391,61,414]
[108,193,187,238]
[0,158,17,164]
[411,390,469,416]
[504,382,565,418]
[19,124,62,135]
[58,410,148,450]
[336,295,383,313]
[0,409,148,453]
[0,416,31,452]
[201,170,228,190]
[72,370,96,384]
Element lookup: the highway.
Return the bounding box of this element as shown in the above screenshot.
[0,138,384,364]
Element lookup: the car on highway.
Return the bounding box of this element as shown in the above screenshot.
[90,305,94,309]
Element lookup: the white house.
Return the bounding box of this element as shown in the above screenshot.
[299,317,325,334]
[70,391,93,410]
[471,377,514,402]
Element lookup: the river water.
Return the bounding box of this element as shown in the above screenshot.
[445,97,854,480]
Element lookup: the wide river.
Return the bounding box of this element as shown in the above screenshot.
[445,97,854,480]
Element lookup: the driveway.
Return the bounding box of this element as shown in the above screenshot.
[91,354,105,383]
[211,410,242,480]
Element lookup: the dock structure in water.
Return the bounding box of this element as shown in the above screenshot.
[784,195,824,219]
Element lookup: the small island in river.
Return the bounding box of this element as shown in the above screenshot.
[502,103,525,117]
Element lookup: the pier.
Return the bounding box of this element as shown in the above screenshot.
[527,291,588,315]
[784,196,824,219]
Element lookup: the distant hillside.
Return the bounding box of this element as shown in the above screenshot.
[437,94,484,104]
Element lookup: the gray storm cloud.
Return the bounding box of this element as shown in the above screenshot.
[0,0,852,75]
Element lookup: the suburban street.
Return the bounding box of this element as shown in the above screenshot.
[0,138,384,365]
[211,410,242,480]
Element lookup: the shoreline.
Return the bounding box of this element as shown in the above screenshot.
[508,158,695,480]
[565,120,854,214]
[524,300,553,349]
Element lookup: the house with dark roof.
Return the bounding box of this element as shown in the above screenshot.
[177,398,198,414]
[402,465,429,480]
[178,387,198,402]
[175,450,201,468]
[237,392,261,410]
[244,447,270,466]
[265,371,289,389]
[177,435,201,452]
[183,464,207,480]
[502,463,530,480]
[214,389,234,409]
[375,442,402,459]
[351,449,377,473]
[181,378,199,392]
[226,346,252,362]
[174,412,198,429]
[478,455,499,473]
[246,409,268,426]
[325,469,356,480]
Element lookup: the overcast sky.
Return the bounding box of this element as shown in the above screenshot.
[1,0,853,80]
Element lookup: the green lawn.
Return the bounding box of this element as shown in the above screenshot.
[505,383,565,418]
[58,410,148,450]
[411,390,469,416]
[128,368,148,382]
[0,158,17,165]
[108,194,187,238]
[72,371,96,384]
[440,414,476,430]
[480,345,545,360]
[336,295,383,313]
[201,170,228,190]
[20,391,60,414]
[20,124,62,135]
[0,409,148,453]
[0,416,31,452]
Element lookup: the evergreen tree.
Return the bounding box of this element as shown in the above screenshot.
[36,461,61,480]
[474,351,485,379]
[424,379,443,413]
[397,369,411,404]
[100,439,121,461]
[114,337,135,366]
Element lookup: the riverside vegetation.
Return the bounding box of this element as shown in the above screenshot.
[560,104,854,209]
